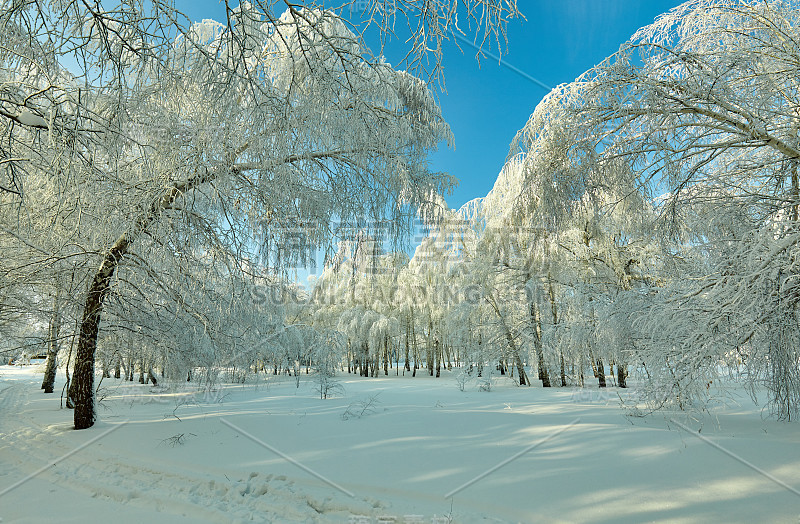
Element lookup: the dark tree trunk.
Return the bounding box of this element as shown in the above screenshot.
[411,318,419,377]
[427,319,434,376]
[500,326,528,385]
[514,354,528,386]
[71,168,216,429]
[361,343,369,377]
[384,335,389,376]
[529,301,550,387]
[404,315,411,373]
[538,350,551,387]
[435,339,441,378]
[597,359,607,388]
[73,249,123,429]
[147,366,158,386]
[617,363,627,388]
[502,331,527,385]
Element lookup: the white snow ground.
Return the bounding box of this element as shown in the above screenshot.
[1,365,799,523]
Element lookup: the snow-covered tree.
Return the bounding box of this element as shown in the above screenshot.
[509,0,800,417]
[1,0,522,429]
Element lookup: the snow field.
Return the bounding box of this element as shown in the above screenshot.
[1,366,799,523]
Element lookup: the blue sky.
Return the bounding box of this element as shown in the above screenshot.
[425,0,684,210]
[177,1,683,212]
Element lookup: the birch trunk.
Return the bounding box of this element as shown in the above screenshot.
[41,288,61,394]
[72,168,215,429]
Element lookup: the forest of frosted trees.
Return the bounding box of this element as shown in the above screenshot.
[3,0,800,431]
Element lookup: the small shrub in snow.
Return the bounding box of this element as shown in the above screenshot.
[455,370,472,392]
[315,374,344,399]
[159,432,197,447]
[477,379,492,392]
[341,394,381,420]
